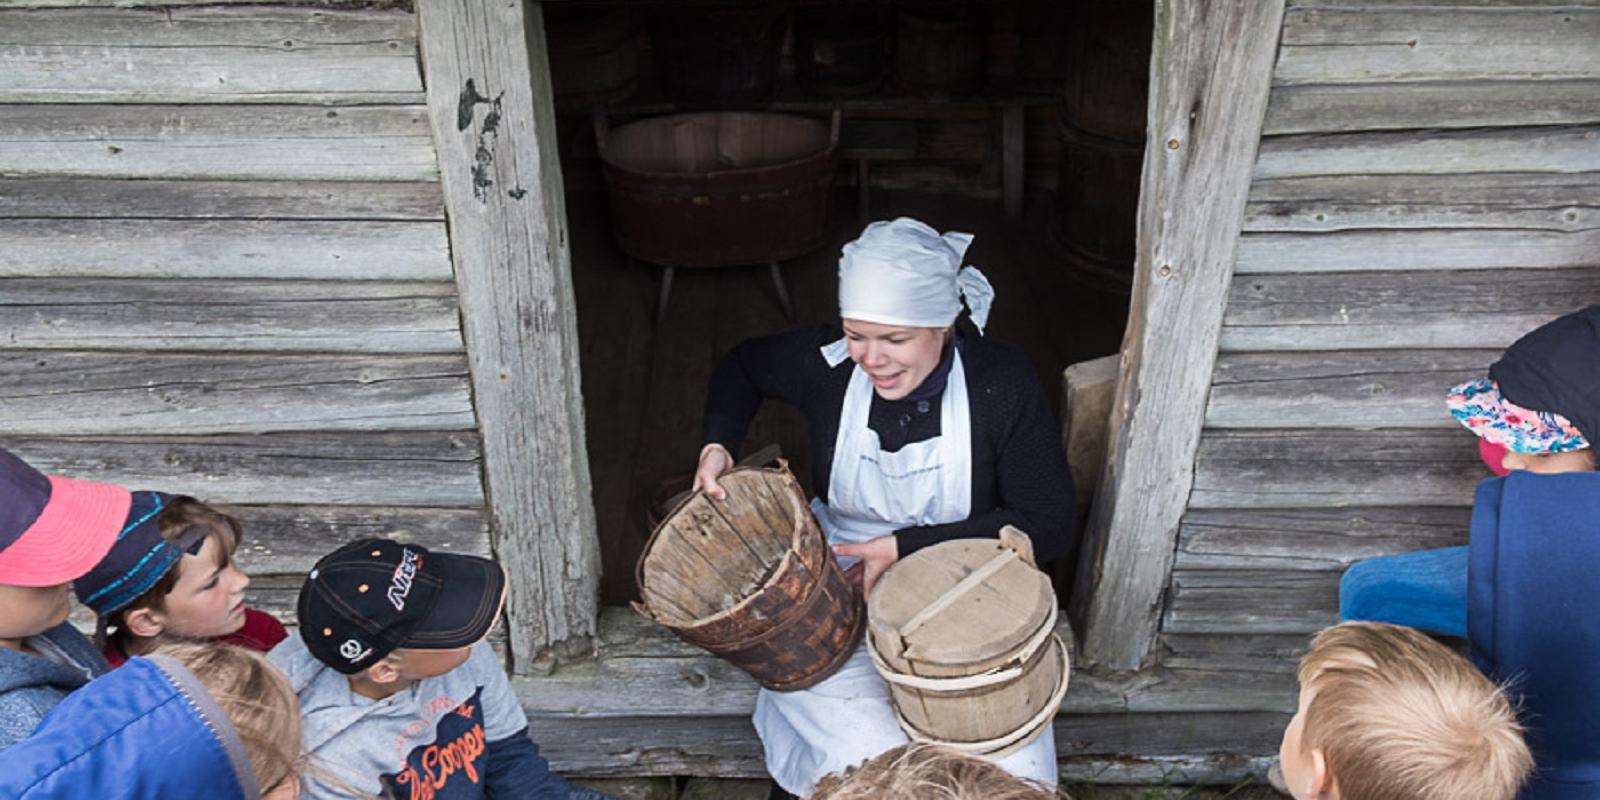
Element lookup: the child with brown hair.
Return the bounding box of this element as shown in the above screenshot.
[1277,622,1531,800]
[73,491,286,667]
[808,743,1057,800]
[0,641,304,799]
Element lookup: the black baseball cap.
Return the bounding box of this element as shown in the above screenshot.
[297,538,506,675]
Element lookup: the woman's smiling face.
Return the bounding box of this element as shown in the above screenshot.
[842,319,948,401]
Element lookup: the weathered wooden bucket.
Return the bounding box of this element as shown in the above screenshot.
[596,111,839,268]
[634,463,864,691]
[649,1,788,109]
[794,3,887,97]
[546,7,638,114]
[867,527,1070,757]
[892,2,986,96]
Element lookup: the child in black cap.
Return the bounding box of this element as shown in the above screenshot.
[269,538,612,799]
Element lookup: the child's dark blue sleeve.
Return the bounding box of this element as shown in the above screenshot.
[483,729,615,800]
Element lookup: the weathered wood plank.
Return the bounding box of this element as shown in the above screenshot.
[226,505,492,576]
[527,712,1287,784]
[1165,570,1341,634]
[0,433,484,507]
[0,7,421,104]
[1255,126,1600,178]
[0,179,443,220]
[1263,81,1600,134]
[1277,7,1600,84]
[1174,507,1471,571]
[0,278,464,353]
[0,105,437,180]
[0,351,474,435]
[1245,172,1600,231]
[1205,349,1498,429]
[515,609,1299,721]
[0,219,451,280]
[418,0,600,670]
[1234,228,1600,274]
[1190,428,1481,509]
[1161,633,1308,674]
[1220,268,1600,351]
[1073,0,1288,671]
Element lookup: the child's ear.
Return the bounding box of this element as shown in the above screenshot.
[364,654,402,684]
[122,607,166,639]
[1308,747,1334,798]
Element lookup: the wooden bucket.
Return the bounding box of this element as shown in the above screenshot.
[867,527,1069,756]
[648,2,788,109]
[634,463,864,691]
[545,6,638,114]
[794,3,887,97]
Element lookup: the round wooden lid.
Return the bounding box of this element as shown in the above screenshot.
[868,533,1055,670]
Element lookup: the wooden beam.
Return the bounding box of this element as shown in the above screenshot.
[1205,349,1498,429]
[0,6,422,105]
[1174,507,1470,572]
[1275,6,1600,85]
[1070,0,1287,671]
[0,278,464,353]
[416,0,600,671]
[1262,80,1600,134]
[0,219,451,280]
[0,351,474,435]
[1220,267,1600,351]
[1254,125,1600,178]
[0,105,437,181]
[0,179,443,221]
[1,432,485,507]
[1245,172,1600,232]
[1164,570,1340,634]
[1234,227,1600,273]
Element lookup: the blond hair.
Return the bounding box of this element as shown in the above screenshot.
[153,641,302,796]
[808,744,1058,800]
[1297,622,1531,800]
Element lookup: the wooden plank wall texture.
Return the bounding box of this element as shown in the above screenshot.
[0,5,493,632]
[1164,0,1600,660]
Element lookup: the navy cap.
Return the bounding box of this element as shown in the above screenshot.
[297,538,506,675]
[74,491,208,617]
[1490,305,1600,449]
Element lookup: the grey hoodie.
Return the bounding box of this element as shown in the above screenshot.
[271,635,545,799]
[0,621,109,749]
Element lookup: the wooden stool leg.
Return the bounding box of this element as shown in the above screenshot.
[657,265,675,324]
[857,158,871,228]
[769,262,794,322]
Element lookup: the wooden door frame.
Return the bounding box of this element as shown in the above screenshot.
[416,0,601,674]
[1069,0,1288,671]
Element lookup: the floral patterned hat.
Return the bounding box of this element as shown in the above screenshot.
[1446,378,1590,455]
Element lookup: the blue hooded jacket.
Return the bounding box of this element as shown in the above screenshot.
[0,653,262,800]
[1469,471,1600,799]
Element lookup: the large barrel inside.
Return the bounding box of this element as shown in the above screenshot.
[546,7,637,113]
[649,2,787,109]
[603,112,832,177]
[892,2,985,96]
[794,4,887,97]
[1051,2,1153,291]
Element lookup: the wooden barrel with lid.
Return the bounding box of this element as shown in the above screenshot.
[634,462,864,692]
[867,527,1069,756]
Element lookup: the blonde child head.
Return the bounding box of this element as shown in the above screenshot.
[1279,622,1530,800]
[808,743,1056,800]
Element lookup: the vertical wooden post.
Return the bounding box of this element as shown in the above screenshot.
[1068,0,1286,671]
[416,0,600,671]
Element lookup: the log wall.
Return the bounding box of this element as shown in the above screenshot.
[1166,0,1600,662]
[0,4,493,635]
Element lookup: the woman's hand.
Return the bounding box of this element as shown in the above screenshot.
[691,442,734,500]
[833,535,899,597]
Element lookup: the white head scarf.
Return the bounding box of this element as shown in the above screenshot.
[837,217,996,334]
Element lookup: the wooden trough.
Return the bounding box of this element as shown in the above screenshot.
[868,527,1069,757]
[634,463,864,691]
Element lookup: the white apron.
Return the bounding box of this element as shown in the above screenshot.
[752,340,1058,795]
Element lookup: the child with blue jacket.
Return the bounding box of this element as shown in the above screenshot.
[270,538,612,800]
[1339,305,1599,636]
[0,447,129,749]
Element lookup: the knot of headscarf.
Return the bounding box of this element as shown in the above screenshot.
[837,217,995,334]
